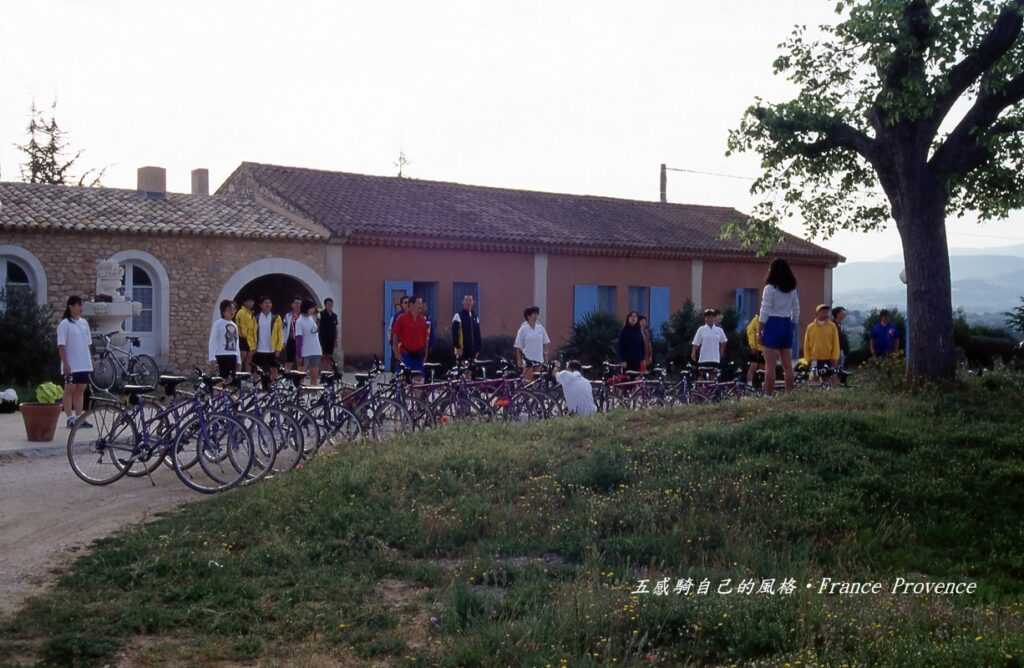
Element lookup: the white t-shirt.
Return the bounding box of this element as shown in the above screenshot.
[297,315,322,357]
[208,318,242,362]
[514,321,550,363]
[692,324,727,364]
[57,317,93,373]
[256,312,275,353]
[556,370,597,416]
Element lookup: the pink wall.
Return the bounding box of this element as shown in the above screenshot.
[545,255,693,348]
[342,245,534,357]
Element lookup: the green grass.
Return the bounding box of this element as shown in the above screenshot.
[3,370,1024,666]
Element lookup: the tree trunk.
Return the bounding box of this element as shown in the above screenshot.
[897,195,957,380]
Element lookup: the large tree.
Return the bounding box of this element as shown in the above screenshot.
[15,100,105,187]
[727,0,1024,380]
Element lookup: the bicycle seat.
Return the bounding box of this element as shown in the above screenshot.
[472,359,493,365]
[320,371,336,381]
[158,375,187,394]
[424,362,442,368]
[299,385,324,393]
[284,370,307,379]
[123,384,154,395]
[354,372,370,382]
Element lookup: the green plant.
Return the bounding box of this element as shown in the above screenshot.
[559,311,621,366]
[1005,297,1024,337]
[35,382,64,404]
[661,301,700,370]
[0,289,59,385]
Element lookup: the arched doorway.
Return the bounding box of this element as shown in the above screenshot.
[234,274,316,316]
[214,258,333,323]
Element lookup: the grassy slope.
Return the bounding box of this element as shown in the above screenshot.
[3,371,1024,667]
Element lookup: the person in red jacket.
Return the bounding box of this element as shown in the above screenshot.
[391,296,430,374]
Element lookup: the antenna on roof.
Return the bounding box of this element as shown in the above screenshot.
[394,150,410,178]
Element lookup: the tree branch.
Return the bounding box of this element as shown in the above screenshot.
[931,69,1024,176]
[754,107,877,161]
[870,0,934,129]
[932,0,1024,129]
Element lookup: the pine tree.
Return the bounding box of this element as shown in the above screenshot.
[15,100,105,186]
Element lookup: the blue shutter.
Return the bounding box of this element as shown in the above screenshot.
[735,287,758,333]
[383,280,413,371]
[649,286,670,340]
[573,285,598,325]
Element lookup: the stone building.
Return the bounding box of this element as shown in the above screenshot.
[1,163,843,372]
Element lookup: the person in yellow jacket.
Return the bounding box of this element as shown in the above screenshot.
[252,296,285,386]
[745,315,765,386]
[803,304,840,386]
[234,296,258,372]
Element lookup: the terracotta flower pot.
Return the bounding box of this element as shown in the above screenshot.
[19,403,63,442]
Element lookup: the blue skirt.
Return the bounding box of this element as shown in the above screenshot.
[762,316,793,350]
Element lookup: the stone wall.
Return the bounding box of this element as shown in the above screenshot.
[3,231,328,372]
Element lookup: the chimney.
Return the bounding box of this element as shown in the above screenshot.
[191,168,210,196]
[659,163,667,203]
[137,166,167,198]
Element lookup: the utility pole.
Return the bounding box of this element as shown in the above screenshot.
[659,163,667,203]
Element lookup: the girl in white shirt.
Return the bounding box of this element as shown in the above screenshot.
[757,258,800,395]
[208,300,242,380]
[295,300,322,385]
[57,296,93,429]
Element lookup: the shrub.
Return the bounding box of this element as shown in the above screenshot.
[661,301,700,369]
[0,289,59,385]
[1005,297,1024,336]
[560,312,622,366]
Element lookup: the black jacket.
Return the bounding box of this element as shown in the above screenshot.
[452,309,482,357]
[618,325,646,364]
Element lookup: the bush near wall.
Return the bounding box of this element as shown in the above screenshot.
[559,312,622,367]
[0,290,60,386]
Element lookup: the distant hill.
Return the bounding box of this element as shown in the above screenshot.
[835,254,1024,312]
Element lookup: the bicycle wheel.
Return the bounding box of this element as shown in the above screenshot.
[237,411,277,482]
[172,413,254,493]
[401,394,436,431]
[263,408,303,472]
[285,404,322,459]
[67,403,137,486]
[90,355,118,392]
[129,354,161,388]
[433,394,493,426]
[120,399,171,478]
[359,398,414,440]
[499,391,546,423]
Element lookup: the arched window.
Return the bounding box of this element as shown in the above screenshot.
[0,253,41,313]
[122,262,154,334]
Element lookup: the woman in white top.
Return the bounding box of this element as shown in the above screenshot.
[57,295,94,429]
[295,299,322,385]
[208,299,242,380]
[514,306,551,381]
[757,258,800,395]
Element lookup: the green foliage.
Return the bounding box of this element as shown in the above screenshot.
[1005,297,1024,335]
[0,289,59,386]
[726,1,1024,248]
[559,311,622,366]
[35,382,64,404]
[661,300,700,369]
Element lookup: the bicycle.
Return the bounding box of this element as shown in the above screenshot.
[90,330,160,392]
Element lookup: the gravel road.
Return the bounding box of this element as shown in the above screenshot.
[0,451,198,618]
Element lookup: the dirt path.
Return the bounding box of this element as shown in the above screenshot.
[0,452,199,619]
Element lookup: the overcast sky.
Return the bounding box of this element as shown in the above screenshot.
[2,0,1023,262]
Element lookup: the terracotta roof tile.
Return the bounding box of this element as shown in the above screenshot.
[220,162,842,262]
[0,181,326,240]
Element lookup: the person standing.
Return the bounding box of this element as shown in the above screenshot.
[637,315,653,372]
[318,297,339,371]
[758,258,800,395]
[235,296,257,373]
[283,297,303,370]
[745,314,765,387]
[389,296,410,371]
[452,294,482,362]
[253,296,284,387]
[295,299,322,385]
[870,309,900,357]
[618,311,647,372]
[514,306,550,380]
[555,360,597,416]
[208,299,241,380]
[57,296,93,429]
[691,308,728,371]
[804,304,841,386]
[392,295,430,373]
